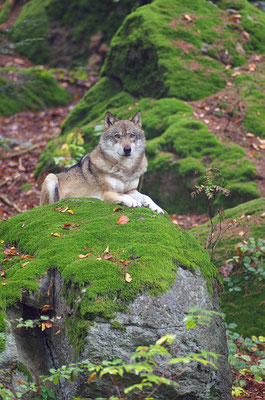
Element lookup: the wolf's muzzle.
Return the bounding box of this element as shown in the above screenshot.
[123,145,131,156]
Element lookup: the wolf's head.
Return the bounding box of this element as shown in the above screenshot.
[99,111,146,161]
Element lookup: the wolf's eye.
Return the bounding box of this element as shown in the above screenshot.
[130,133,136,139]
[114,134,121,139]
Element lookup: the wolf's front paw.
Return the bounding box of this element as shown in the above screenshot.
[120,195,142,208]
[145,197,164,215]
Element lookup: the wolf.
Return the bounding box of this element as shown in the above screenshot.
[40,111,164,215]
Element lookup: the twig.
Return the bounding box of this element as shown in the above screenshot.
[108,374,122,399]
[0,193,22,213]
[1,144,39,159]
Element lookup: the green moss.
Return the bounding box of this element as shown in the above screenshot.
[111,321,126,331]
[102,0,265,101]
[144,118,259,213]
[0,67,71,116]
[10,0,140,66]
[0,311,6,353]
[190,198,265,337]
[10,0,51,65]
[0,0,12,24]
[0,198,218,352]
[233,74,265,138]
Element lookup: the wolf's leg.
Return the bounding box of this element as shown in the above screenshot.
[102,191,141,208]
[127,190,164,215]
[40,173,60,205]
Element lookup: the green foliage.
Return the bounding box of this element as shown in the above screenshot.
[226,322,265,392]
[223,238,265,292]
[184,307,222,330]
[0,67,71,116]
[0,332,219,399]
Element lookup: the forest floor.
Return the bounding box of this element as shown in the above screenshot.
[0,7,265,400]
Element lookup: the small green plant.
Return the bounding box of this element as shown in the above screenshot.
[53,130,86,168]
[226,322,265,394]
[223,238,265,292]
[0,310,220,399]
[191,168,231,259]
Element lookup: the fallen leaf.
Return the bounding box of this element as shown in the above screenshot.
[261,212,265,218]
[251,143,258,150]
[63,223,76,230]
[21,262,29,268]
[88,372,97,382]
[41,322,46,331]
[229,14,241,24]
[78,253,91,259]
[182,13,192,21]
[120,260,130,266]
[67,209,74,215]
[21,254,34,259]
[17,379,24,385]
[103,254,114,260]
[246,133,255,138]
[125,273,132,283]
[51,232,61,237]
[55,330,61,335]
[2,283,6,286]
[258,137,265,145]
[113,207,122,212]
[42,305,51,312]
[45,321,52,329]
[219,263,233,278]
[14,58,24,65]
[248,63,256,72]
[104,245,109,254]
[238,231,244,237]
[258,144,265,150]
[0,240,4,244]
[116,215,130,225]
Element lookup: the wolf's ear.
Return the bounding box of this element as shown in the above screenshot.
[130,110,142,127]
[105,112,118,128]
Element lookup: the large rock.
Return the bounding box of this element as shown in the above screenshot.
[0,199,232,399]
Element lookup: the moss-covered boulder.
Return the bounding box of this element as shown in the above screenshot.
[102,0,265,100]
[191,197,265,337]
[0,67,71,116]
[0,198,232,399]
[9,0,143,66]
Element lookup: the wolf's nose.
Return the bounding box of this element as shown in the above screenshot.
[123,145,131,155]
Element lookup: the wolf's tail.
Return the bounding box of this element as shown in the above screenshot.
[40,173,60,205]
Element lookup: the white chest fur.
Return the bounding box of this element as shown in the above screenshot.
[106,176,139,193]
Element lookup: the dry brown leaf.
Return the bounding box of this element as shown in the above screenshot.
[238,231,244,237]
[45,321,52,329]
[182,14,192,21]
[125,273,132,283]
[67,209,75,215]
[103,254,114,260]
[113,207,122,212]
[42,304,51,312]
[88,372,97,382]
[78,253,91,259]
[104,245,110,254]
[248,63,256,72]
[51,232,61,237]
[116,215,130,225]
[21,262,29,268]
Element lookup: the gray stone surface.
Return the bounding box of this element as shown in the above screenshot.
[2,267,232,400]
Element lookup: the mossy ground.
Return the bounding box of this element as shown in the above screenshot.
[0,0,12,24]
[0,198,218,352]
[190,198,265,337]
[0,67,71,116]
[102,0,265,101]
[9,0,140,66]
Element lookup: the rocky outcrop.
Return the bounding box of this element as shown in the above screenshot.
[0,198,232,399]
